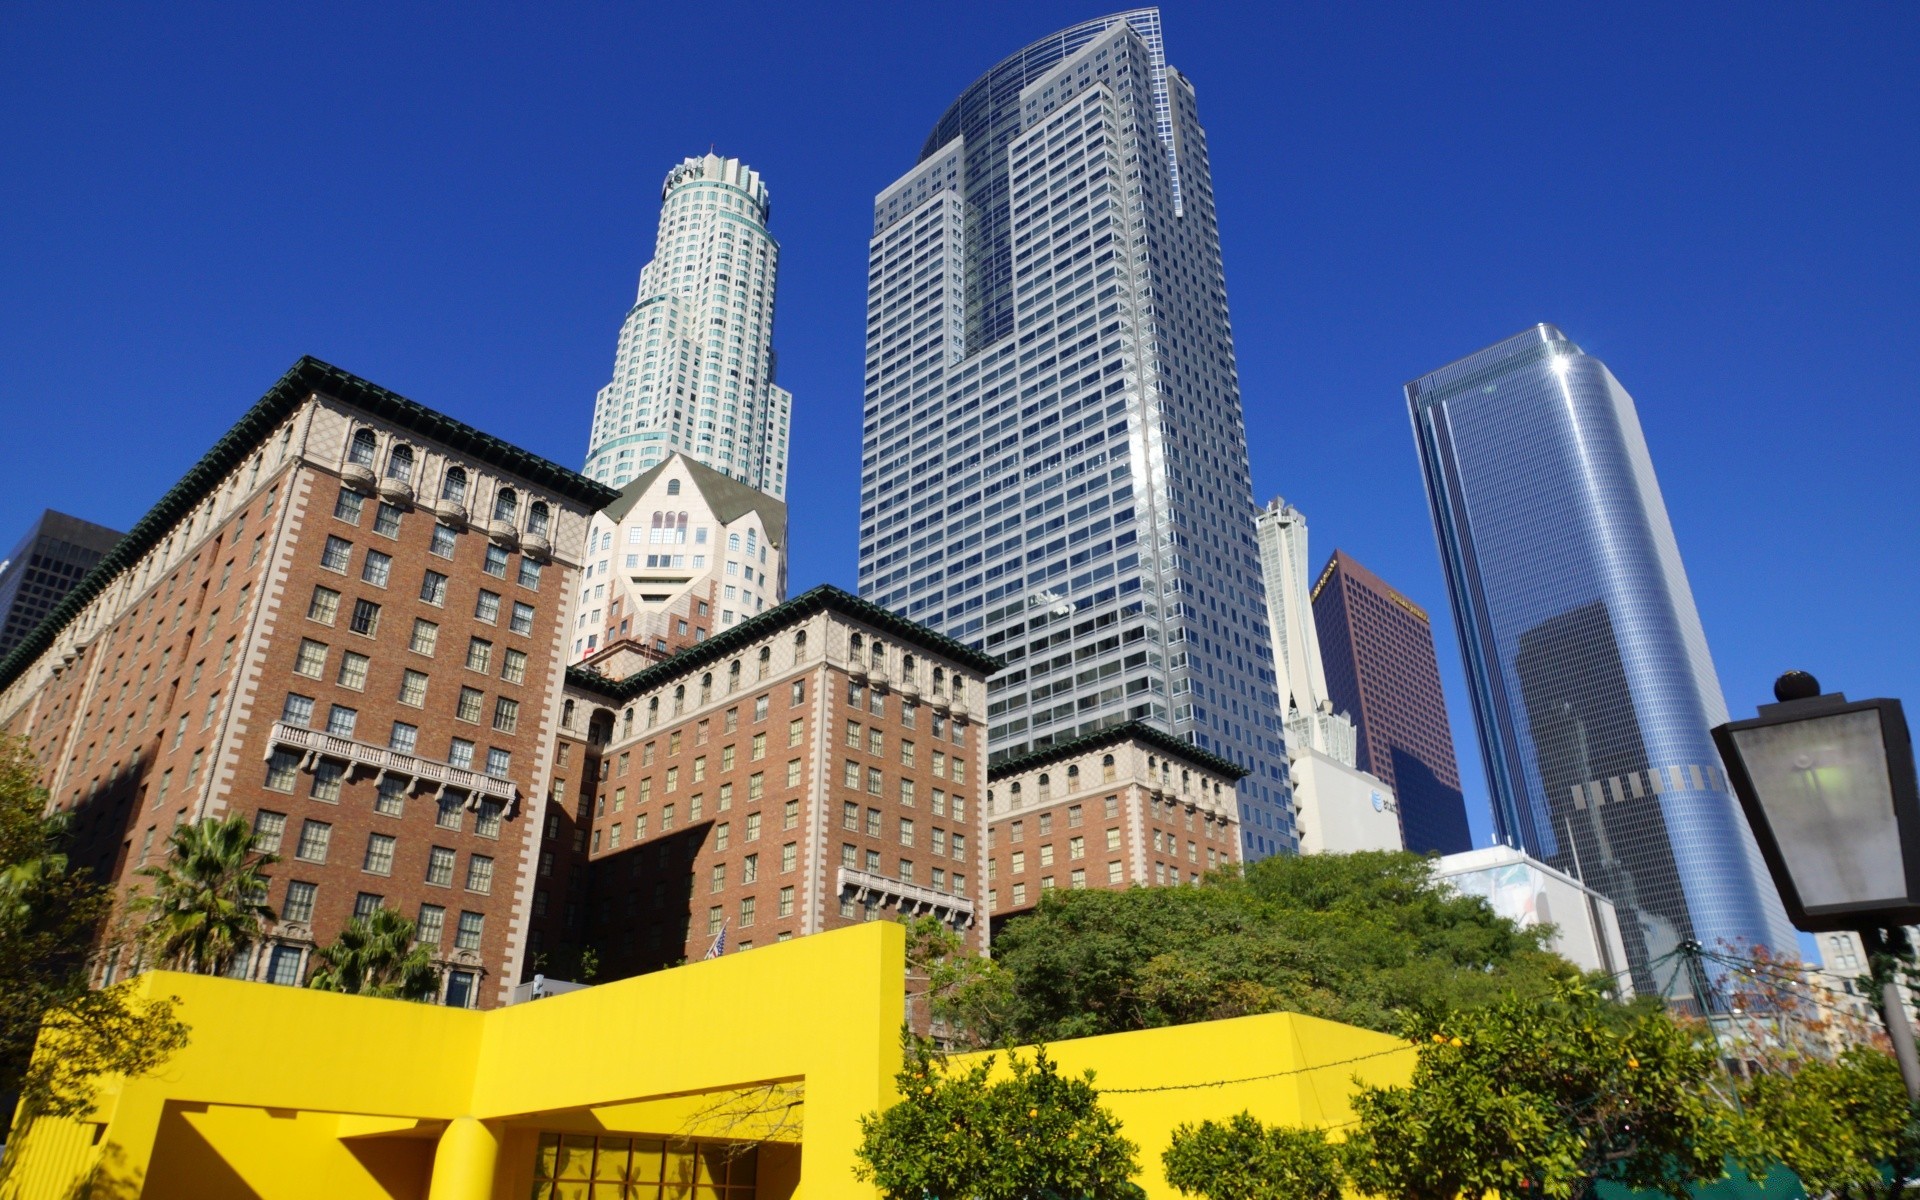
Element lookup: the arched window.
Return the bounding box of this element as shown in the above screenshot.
[1181,769,1191,793]
[932,667,945,691]
[849,633,863,656]
[1010,782,1022,800]
[870,641,885,669]
[794,630,808,658]
[493,488,518,523]
[562,699,575,729]
[675,512,689,544]
[700,673,713,703]
[441,466,468,503]
[666,479,681,496]
[528,502,550,536]
[746,530,758,555]
[647,696,659,727]
[650,512,665,544]
[386,444,414,483]
[728,660,741,688]
[902,654,917,682]
[348,429,378,467]
[1102,753,1116,782]
[1067,765,1080,785]
[672,685,685,716]
[758,646,771,680]
[728,533,741,552]
[1037,773,1051,801]
[623,707,634,736]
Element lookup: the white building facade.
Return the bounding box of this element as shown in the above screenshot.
[855,10,1295,859]
[584,155,792,498]
[1434,845,1634,996]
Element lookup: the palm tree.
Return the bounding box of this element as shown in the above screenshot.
[306,906,440,1001]
[131,811,277,975]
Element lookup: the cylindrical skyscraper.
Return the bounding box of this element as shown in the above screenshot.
[1409,324,1795,994]
[584,154,792,498]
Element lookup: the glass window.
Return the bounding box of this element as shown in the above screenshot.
[390,722,419,754]
[517,558,542,589]
[483,545,509,578]
[363,833,396,876]
[374,502,403,537]
[375,776,407,817]
[485,748,511,778]
[465,855,494,894]
[337,651,370,690]
[294,639,328,678]
[448,740,476,770]
[420,570,448,606]
[466,638,492,673]
[281,692,315,727]
[427,846,456,886]
[474,591,501,624]
[349,599,380,637]
[325,705,358,738]
[476,799,503,838]
[398,669,429,707]
[264,748,300,792]
[321,536,353,572]
[510,602,535,635]
[416,904,446,946]
[296,819,332,863]
[455,911,484,951]
[501,648,528,684]
[251,810,287,853]
[283,881,316,924]
[307,586,340,625]
[430,524,458,558]
[333,489,363,523]
[310,760,345,802]
[492,697,519,734]
[457,687,484,722]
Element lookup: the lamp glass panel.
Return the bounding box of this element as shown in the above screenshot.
[1730,709,1901,908]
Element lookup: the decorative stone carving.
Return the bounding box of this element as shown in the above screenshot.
[376,478,414,505]
[486,520,520,549]
[340,464,377,492]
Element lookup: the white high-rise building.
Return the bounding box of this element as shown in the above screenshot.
[584,154,792,498]
[1254,498,1355,765]
[856,10,1296,858]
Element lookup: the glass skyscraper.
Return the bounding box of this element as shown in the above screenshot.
[857,9,1294,856]
[584,154,792,498]
[1409,324,1794,992]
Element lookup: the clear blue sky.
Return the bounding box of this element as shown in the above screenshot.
[4,2,1915,848]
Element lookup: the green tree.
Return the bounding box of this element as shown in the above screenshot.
[1744,1047,1918,1200]
[131,811,278,976]
[958,851,1579,1045]
[1342,980,1747,1200]
[0,736,187,1123]
[855,1037,1143,1200]
[1163,1112,1344,1200]
[306,906,440,1000]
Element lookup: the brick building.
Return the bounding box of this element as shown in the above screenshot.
[983,722,1244,928]
[535,586,998,979]
[0,358,617,1008]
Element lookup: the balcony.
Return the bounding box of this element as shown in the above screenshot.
[267,722,518,809]
[837,866,974,926]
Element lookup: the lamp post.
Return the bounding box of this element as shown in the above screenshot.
[1712,671,1920,1104]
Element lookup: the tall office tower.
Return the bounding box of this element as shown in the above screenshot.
[1409,324,1795,994]
[0,510,122,657]
[583,154,793,498]
[1311,550,1472,856]
[856,10,1295,858]
[1254,499,1354,765]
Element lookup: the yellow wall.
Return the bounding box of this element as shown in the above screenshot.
[1,921,1411,1200]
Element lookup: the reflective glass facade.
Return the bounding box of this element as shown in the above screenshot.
[1410,325,1793,991]
[858,9,1294,857]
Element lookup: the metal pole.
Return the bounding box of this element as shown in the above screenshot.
[1863,927,1920,1107]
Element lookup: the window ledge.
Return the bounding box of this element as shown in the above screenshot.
[268,721,517,810]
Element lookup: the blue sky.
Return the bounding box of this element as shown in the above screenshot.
[3,2,1914,848]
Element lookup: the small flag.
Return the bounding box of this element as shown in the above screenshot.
[703,922,728,960]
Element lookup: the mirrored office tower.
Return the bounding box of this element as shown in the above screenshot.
[857,9,1295,857]
[584,154,792,498]
[1409,325,1794,992]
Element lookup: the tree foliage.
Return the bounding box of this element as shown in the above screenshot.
[131,811,277,975]
[306,906,440,1000]
[1163,1112,1343,1200]
[956,851,1580,1045]
[1744,1047,1918,1200]
[0,736,187,1122]
[855,1037,1143,1200]
[1342,981,1747,1200]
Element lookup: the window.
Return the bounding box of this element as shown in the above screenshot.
[865,808,881,838]
[430,523,458,558]
[325,705,358,738]
[364,833,396,876]
[900,819,915,847]
[252,810,287,853]
[347,428,378,466]
[321,536,352,572]
[361,549,392,587]
[900,740,915,767]
[1107,861,1123,885]
[754,695,769,721]
[1106,828,1121,851]
[398,669,429,707]
[742,854,759,884]
[311,760,345,802]
[466,638,492,673]
[411,619,439,656]
[778,886,794,917]
[485,748,511,778]
[492,488,518,523]
[349,599,380,637]
[449,739,476,769]
[420,570,448,606]
[474,591,501,624]
[283,881,317,923]
[375,776,407,816]
[465,855,494,894]
[781,842,797,872]
[739,896,756,927]
[528,502,550,536]
[334,489,364,523]
[386,444,414,483]
[482,545,509,579]
[294,639,328,678]
[307,586,340,625]
[510,602,535,635]
[456,686,484,723]
[867,767,882,796]
[265,748,300,792]
[416,904,445,946]
[517,558,542,589]
[455,911,484,951]
[501,648,528,684]
[427,846,456,886]
[492,697,519,733]
[745,811,761,841]
[281,692,315,727]
[296,820,332,863]
[390,722,419,754]
[337,651,370,690]
[1069,836,1085,860]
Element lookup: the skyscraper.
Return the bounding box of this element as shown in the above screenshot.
[1311,549,1471,856]
[0,510,122,657]
[1254,499,1354,765]
[1408,324,1794,992]
[584,154,792,498]
[856,9,1294,858]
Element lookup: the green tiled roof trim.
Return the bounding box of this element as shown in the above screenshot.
[565,583,1002,702]
[988,719,1250,782]
[0,356,620,695]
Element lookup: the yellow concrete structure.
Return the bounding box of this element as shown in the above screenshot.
[1,922,1412,1199]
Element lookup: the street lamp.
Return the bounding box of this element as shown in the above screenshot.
[1712,671,1920,1102]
